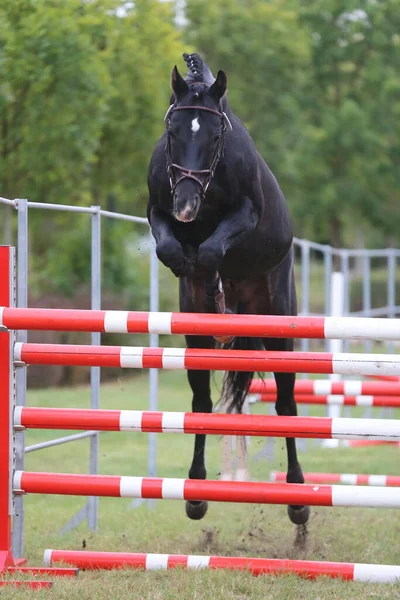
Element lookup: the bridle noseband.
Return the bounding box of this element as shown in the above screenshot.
[164,104,232,199]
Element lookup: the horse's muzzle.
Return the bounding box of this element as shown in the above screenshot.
[173,193,200,223]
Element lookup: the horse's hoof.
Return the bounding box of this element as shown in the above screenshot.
[185,501,208,520]
[287,505,310,525]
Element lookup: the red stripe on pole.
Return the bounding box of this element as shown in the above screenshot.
[182,349,333,374]
[181,479,333,506]
[17,472,334,506]
[126,312,152,333]
[46,550,357,581]
[273,472,341,484]
[250,379,400,396]
[18,408,334,439]
[141,478,163,499]
[18,472,121,497]
[18,407,122,431]
[208,556,355,579]
[348,440,400,447]
[170,313,326,339]
[386,476,400,486]
[48,550,149,570]
[1,308,107,332]
[258,393,400,407]
[19,344,122,367]
[142,347,163,369]
[141,412,163,432]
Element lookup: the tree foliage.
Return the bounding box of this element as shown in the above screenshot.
[0,0,399,301]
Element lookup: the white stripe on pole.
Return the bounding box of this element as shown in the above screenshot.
[340,474,358,485]
[148,312,172,334]
[327,395,344,405]
[368,475,388,486]
[13,341,23,362]
[145,554,169,570]
[13,470,23,491]
[324,317,400,341]
[353,563,400,583]
[162,348,186,369]
[332,354,400,376]
[331,486,400,508]
[43,549,52,567]
[104,311,129,333]
[13,406,23,427]
[0,306,4,328]
[343,381,362,396]
[120,476,143,498]
[119,410,143,431]
[331,417,400,441]
[161,412,185,433]
[161,478,185,499]
[314,380,333,395]
[355,395,374,406]
[120,347,144,368]
[187,555,211,569]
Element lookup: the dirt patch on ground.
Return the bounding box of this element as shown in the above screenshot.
[190,506,333,562]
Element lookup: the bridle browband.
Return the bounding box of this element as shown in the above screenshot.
[164,104,233,199]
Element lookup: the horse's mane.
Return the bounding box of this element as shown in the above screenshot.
[183,52,216,87]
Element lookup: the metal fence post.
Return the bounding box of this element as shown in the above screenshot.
[147,237,159,507]
[341,251,350,353]
[12,199,28,558]
[88,206,101,530]
[298,241,310,451]
[324,246,333,352]
[322,269,344,447]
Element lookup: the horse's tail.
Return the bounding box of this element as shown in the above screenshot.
[221,307,264,414]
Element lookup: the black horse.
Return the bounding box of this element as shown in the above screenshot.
[147,53,309,527]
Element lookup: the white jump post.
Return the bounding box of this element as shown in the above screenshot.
[323,271,344,448]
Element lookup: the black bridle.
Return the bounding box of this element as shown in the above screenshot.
[164,104,232,199]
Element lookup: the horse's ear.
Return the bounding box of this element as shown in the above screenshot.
[209,70,227,103]
[171,65,188,99]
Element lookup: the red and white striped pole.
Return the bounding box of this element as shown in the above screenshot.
[13,343,400,377]
[2,307,400,340]
[43,549,400,583]
[270,471,400,487]
[13,406,400,441]
[13,471,400,508]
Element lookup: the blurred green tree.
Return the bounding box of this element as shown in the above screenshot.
[295,0,400,247]
[90,0,183,213]
[0,0,112,244]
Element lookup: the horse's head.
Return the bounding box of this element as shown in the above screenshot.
[164,65,231,223]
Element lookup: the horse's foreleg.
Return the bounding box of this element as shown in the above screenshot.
[148,205,195,277]
[185,334,214,520]
[197,196,258,273]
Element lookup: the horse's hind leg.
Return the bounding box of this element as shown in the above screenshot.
[184,334,214,520]
[273,365,310,526]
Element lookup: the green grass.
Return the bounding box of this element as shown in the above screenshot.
[5,371,400,599]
